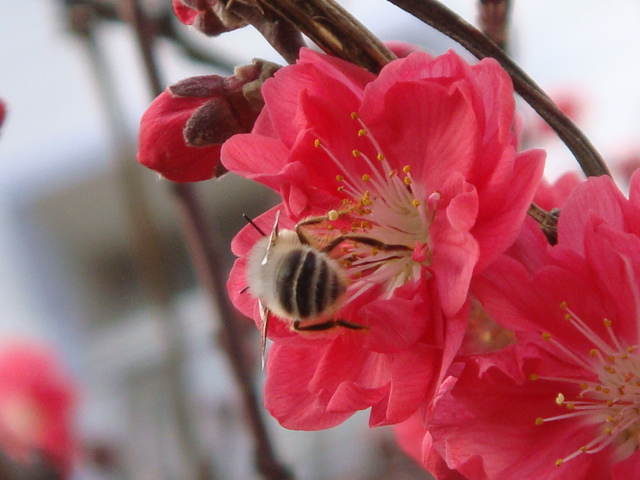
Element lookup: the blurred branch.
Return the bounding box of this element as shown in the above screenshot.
[124,0,293,478]
[64,2,214,479]
[66,0,237,71]
[477,0,511,51]
[385,0,610,178]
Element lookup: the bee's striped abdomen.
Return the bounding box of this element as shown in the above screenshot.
[275,247,345,320]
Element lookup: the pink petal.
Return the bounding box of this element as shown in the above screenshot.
[264,343,354,430]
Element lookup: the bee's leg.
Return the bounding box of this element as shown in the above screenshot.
[293,319,368,331]
[320,235,412,255]
[259,301,270,369]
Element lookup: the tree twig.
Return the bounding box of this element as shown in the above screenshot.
[477,0,511,51]
[248,0,396,72]
[125,0,293,478]
[385,0,610,178]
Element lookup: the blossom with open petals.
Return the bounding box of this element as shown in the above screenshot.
[223,48,544,429]
[423,172,640,480]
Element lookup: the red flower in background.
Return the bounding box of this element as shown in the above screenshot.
[137,60,277,182]
[223,48,544,429]
[0,341,76,478]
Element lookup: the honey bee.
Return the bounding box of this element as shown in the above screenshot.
[245,210,411,362]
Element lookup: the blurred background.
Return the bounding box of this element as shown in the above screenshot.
[1,1,639,479]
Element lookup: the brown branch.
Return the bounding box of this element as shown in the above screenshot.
[386,0,610,178]
[528,203,559,245]
[124,0,293,478]
[477,0,511,51]
[248,0,396,72]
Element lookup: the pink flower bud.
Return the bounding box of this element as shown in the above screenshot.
[137,59,279,182]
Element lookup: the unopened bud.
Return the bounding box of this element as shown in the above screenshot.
[137,59,280,182]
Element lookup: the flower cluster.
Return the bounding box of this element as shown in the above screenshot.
[137,28,637,476]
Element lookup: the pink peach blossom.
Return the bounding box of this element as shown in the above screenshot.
[423,172,640,479]
[223,48,544,429]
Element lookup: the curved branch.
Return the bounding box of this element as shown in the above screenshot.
[255,0,396,72]
[386,0,610,178]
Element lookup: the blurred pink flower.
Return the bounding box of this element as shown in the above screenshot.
[223,48,544,429]
[421,173,640,479]
[0,341,76,478]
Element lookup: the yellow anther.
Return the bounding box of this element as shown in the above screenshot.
[403,165,411,173]
[555,459,563,467]
[362,174,371,181]
[535,417,544,425]
[580,446,589,453]
[350,112,359,119]
[328,210,339,221]
[336,174,344,182]
[412,199,420,208]
[566,403,575,410]
[605,428,613,435]
[337,186,345,192]
[542,332,552,341]
[604,319,612,328]
[589,349,599,357]
[404,176,412,186]
[564,313,572,320]
[352,149,361,157]
[377,153,385,161]
[555,393,565,405]
[559,301,568,309]
[358,128,367,136]
[388,169,397,178]
[529,374,539,381]
[314,138,321,148]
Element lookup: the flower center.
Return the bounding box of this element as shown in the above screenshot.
[532,302,640,466]
[307,112,435,297]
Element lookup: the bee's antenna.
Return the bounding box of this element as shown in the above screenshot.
[243,214,267,237]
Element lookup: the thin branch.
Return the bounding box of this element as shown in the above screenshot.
[386,0,610,178]
[528,203,559,245]
[124,0,293,478]
[251,0,396,72]
[477,0,511,51]
[65,2,214,479]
